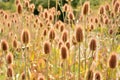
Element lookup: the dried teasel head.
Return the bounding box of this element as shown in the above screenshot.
[7,66,14,77]
[61,45,68,60]
[82,1,90,15]
[114,1,120,13]
[21,29,30,45]
[75,26,83,43]
[68,12,75,20]
[37,74,45,80]
[99,6,105,15]
[86,69,94,80]
[44,41,51,54]
[89,39,97,51]
[65,41,70,50]
[12,39,18,49]
[6,52,13,65]
[49,28,55,41]
[108,52,117,69]
[21,72,25,80]
[17,3,22,14]
[94,71,102,80]
[61,30,68,43]
[1,39,8,51]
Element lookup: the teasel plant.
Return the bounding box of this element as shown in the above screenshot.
[60,45,68,80]
[21,29,30,80]
[43,41,51,80]
[108,52,118,79]
[75,26,83,80]
[1,39,9,76]
[82,1,90,71]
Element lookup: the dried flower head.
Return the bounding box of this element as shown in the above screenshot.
[49,28,55,41]
[44,41,51,54]
[61,45,68,60]
[75,26,83,43]
[86,69,94,80]
[62,30,68,43]
[21,29,30,45]
[21,72,25,80]
[89,39,97,51]
[94,71,102,80]
[7,66,14,77]
[12,39,18,49]
[6,52,13,65]
[109,52,117,69]
[17,3,22,14]
[82,1,90,15]
[1,39,8,51]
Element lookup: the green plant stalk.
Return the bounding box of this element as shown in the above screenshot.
[48,0,50,9]
[55,0,58,22]
[24,46,27,80]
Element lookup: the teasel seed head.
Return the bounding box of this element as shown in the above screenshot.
[61,45,68,60]
[72,35,77,45]
[37,74,45,80]
[49,28,55,41]
[17,3,22,14]
[75,26,83,43]
[7,66,14,77]
[12,39,18,49]
[114,1,120,13]
[21,29,30,45]
[44,41,51,54]
[60,23,65,32]
[66,41,70,50]
[21,72,25,80]
[99,6,105,15]
[94,71,102,80]
[61,30,68,43]
[6,52,13,65]
[1,39,8,51]
[68,12,75,20]
[86,69,94,80]
[89,39,97,51]
[108,52,117,69]
[82,1,90,15]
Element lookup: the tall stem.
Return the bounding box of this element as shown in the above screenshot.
[78,43,81,80]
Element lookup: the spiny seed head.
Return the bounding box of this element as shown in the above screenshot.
[60,23,65,32]
[58,41,63,49]
[86,69,94,80]
[6,52,13,65]
[21,29,30,45]
[109,52,117,69]
[114,1,120,13]
[68,12,75,20]
[1,39,8,51]
[44,41,50,54]
[21,72,25,80]
[62,30,68,43]
[94,71,102,80]
[99,6,105,15]
[17,3,22,14]
[49,28,55,41]
[61,45,68,60]
[7,66,14,77]
[66,41,70,50]
[82,1,90,15]
[12,39,18,49]
[112,0,117,6]
[89,39,97,51]
[75,26,83,43]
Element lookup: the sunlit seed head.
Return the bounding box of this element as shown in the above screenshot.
[12,39,18,49]
[66,41,70,50]
[82,1,90,15]
[75,26,83,43]
[1,39,8,51]
[114,1,120,13]
[21,72,25,80]
[49,28,55,41]
[86,69,94,80]
[38,5,43,12]
[37,75,45,80]
[109,52,117,69]
[60,23,65,32]
[17,3,22,14]
[61,45,68,60]
[6,52,13,65]
[62,30,68,43]
[68,12,75,20]
[99,6,105,15]
[94,71,102,80]
[44,41,51,54]
[7,66,14,77]
[21,29,30,45]
[89,39,97,51]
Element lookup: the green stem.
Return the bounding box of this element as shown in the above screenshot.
[78,43,81,80]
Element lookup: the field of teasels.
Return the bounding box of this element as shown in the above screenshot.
[0,0,120,80]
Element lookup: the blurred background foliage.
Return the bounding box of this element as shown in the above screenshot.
[0,0,111,12]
